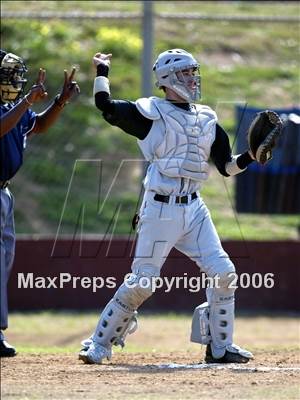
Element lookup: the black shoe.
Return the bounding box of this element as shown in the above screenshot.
[0,340,17,357]
[205,344,251,364]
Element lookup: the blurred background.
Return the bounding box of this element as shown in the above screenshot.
[1,0,299,240]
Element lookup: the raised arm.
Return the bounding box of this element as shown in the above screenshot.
[92,52,152,140]
[31,67,80,134]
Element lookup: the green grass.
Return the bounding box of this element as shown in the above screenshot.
[6,310,300,354]
[7,311,191,354]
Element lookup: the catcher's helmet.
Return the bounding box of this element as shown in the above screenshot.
[0,50,28,103]
[153,49,201,102]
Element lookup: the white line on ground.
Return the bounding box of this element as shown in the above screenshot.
[157,363,300,372]
[102,363,300,372]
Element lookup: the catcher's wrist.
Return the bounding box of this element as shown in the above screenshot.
[225,155,247,176]
[96,63,109,77]
[54,94,68,109]
[93,76,110,96]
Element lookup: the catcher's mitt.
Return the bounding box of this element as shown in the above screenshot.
[247,110,283,165]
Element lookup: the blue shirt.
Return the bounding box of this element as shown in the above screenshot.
[0,102,36,181]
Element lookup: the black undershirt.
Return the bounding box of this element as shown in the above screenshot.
[95,64,253,177]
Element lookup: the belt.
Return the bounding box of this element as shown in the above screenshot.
[0,181,10,189]
[154,192,197,205]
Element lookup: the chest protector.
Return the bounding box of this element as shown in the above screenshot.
[136,97,217,182]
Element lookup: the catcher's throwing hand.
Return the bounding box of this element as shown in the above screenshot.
[93,52,112,68]
[247,110,283,165]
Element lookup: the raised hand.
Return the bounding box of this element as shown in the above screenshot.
[93,52,112,68]
[26,68,48,104]
[58,67,80,104]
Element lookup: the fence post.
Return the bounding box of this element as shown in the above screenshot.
[142,0,153,97]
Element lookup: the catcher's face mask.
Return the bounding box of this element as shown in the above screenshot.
[0,52,28,103]
[170,66,201,102]
[153,48,201,102]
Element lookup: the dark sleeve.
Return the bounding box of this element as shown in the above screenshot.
[94,64,152,140]
[210,124,253,177]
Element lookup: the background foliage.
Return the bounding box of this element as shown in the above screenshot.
[1,1,299,239]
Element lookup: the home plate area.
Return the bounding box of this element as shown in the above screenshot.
[157,363,300,372]
[102,362,300,373]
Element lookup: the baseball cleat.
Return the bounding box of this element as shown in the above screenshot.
[0,340,17,357]
[79,336,93,352]
[205,343,253,364]
[78,342,112,364]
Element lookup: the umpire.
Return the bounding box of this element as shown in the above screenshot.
[0,50,79,357]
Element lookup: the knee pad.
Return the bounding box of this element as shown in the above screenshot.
[117,264,160,310]
[211,258,236,296]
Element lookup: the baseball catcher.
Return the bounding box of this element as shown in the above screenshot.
[79,48,281,365]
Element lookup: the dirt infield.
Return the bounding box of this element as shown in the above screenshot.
[1,314,300,399]
[2,351,300,400]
